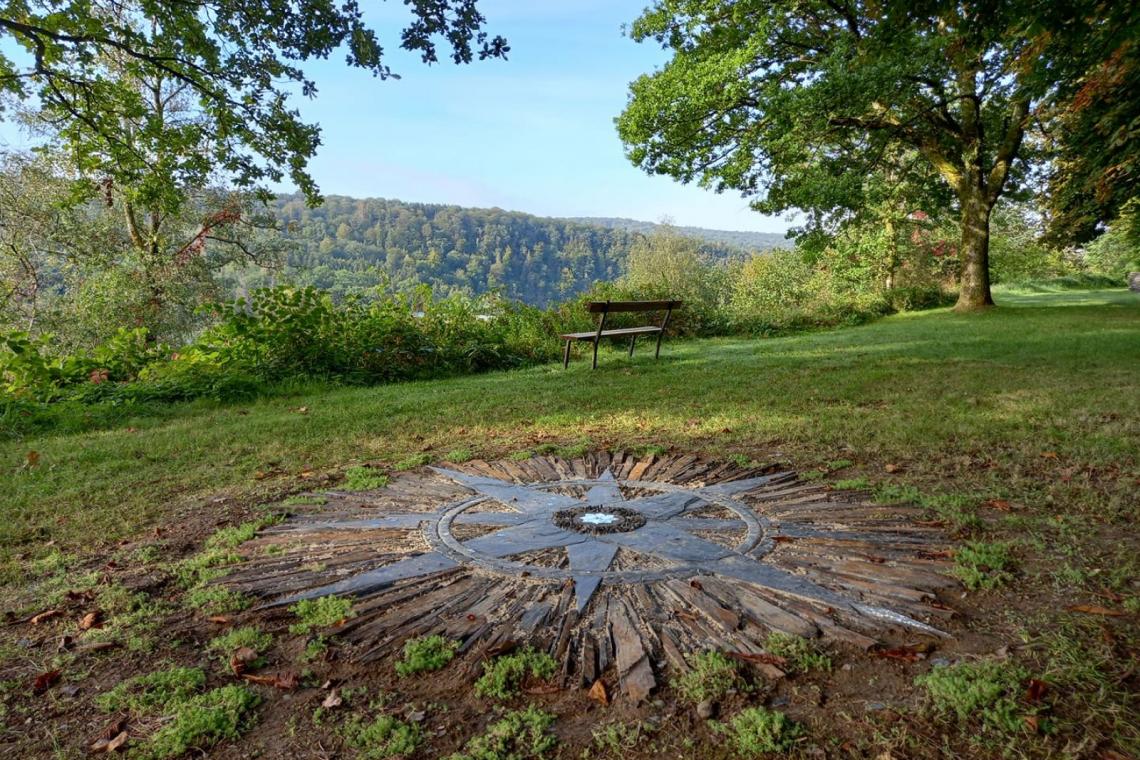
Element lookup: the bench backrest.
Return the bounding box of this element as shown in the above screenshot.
[586,300,682,313]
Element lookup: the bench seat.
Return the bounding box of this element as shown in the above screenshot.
[560,326,663,340]
[561,299,681,368]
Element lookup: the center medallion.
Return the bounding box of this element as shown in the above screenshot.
[551,505,647,535]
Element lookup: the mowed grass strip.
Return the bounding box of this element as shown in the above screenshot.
[2,289,1137,577]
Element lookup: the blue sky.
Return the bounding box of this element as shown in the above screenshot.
[285,0,789,233]
[1,1,790,234]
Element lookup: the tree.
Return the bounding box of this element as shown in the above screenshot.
[617,1,1093,310]
[0,0,507,205]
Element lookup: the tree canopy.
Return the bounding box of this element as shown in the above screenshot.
[617,0,1123,310]
[0,0,508,205]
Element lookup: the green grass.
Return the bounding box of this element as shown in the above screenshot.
[343,714,423,759]
[288,595,356,635]
[917,659,1032,736]
[764,632,832,674]
[953,541,1016,590]
[446,706,558,760]
[714,706,803,756]
[395,634,459,677]
[342,465,390,490]
[473,648,558,700]
[674,651,746,704]
[207,626,273,666]
[3,289,1136,580]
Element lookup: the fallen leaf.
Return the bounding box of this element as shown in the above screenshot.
[295,406,309,414]
[25,450,40,468]
[30,609,61,625]
[874,643,933,663]
[229,647,259,675]
[106,731,129,752]
[32,669,61,694]
[79,611,103,630]
[984,499,1012,511]
[884,463,902,473]
[1024,679,1048,703]
[587,679,609,706]
[1068,604,1124,617]
[1024,714,1039,732]
[241,671,298,690]
[1040,451,1059,459]
[321,690,343,709]
[98,717,127,741]
[689,579,703,591]
[206,615,232,624]
[726,651,787,667]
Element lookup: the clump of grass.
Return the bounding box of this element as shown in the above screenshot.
[134,545,162,564]
[474,648,557,700]
[185,586,252,615]
[591,720,656,755]
[953,541,1015,590]
[556,439,591,458]
[343,714,423,759]
[446,705,557,760]
[394,454,431,471]
[170,548,242,588]
[916,659,1030,734]
[834,477,871,490]
[714,706,803,756]
[302,636,329,662]
[281,494,327,507]
[508,449,533,461]
[765,633,831,674]
[446,448,474,463]
[395,635,458,677]
[96,666,207,714]
[207,627,273,666]
[289,595,356,635]
[205,519,273,551]
[84,584,172,652]
[827,458,854,470]
[343,465,390,490]
[141,684,260,760]
[634,443,667,457]
[674,651,746,704]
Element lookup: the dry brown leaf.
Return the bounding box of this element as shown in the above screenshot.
[321,690,343,709]
[1068,604,1124,617]
[25,450,40,468]
[30,609,61,625]
[884,463,902,473]
[985,499,1012,511]
[229,647,259,675]
[587,679,609,706]
[206,615,232,624]
[241,671,298,690]
[1040,451,1059,459]
[1024,679,1048,703]
[32,669,61,694]
[106,731,129,752]
[79,611,102,630]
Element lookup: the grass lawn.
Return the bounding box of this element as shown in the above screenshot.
[1,287,1137,758]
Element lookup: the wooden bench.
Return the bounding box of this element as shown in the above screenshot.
[561,299,682,369]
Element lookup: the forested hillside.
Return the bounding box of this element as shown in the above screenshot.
[253,195,763,305]
[569,217,791,251]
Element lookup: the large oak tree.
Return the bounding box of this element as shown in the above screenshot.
[617,1,1103,310]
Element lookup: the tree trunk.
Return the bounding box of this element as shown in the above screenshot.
[955,189,994,311]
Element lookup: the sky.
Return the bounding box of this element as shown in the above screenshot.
[278,0,789,233]
[0,1,790,234]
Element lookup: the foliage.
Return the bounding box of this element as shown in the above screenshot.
[674,651,745,704]
[446,706,558,760]
[713,707,803,756]
[917,659,1032,735]
[96,666,207,714]
[289,596,356,635]
[343,714,423,759]
[184,585,251,615]
[0,2,506,207]
[473,648,557,700]
[953,542,1016,591]
[138,685,261,760]
[764,633,831,674]
[617,1,1123,310]
[207,627,274,666]
[343,466,390,491]
[395,635,459,677]
[1082,203,1140,280]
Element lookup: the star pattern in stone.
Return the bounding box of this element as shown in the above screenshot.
[263,465,947,636]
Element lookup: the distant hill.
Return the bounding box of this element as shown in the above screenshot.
[568,217,791,251]
[234,195,788,307]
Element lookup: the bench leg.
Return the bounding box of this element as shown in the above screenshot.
[563,340,571,369]
[655,331,664,359]
[592,338,600,370]
[628,335,636,357]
